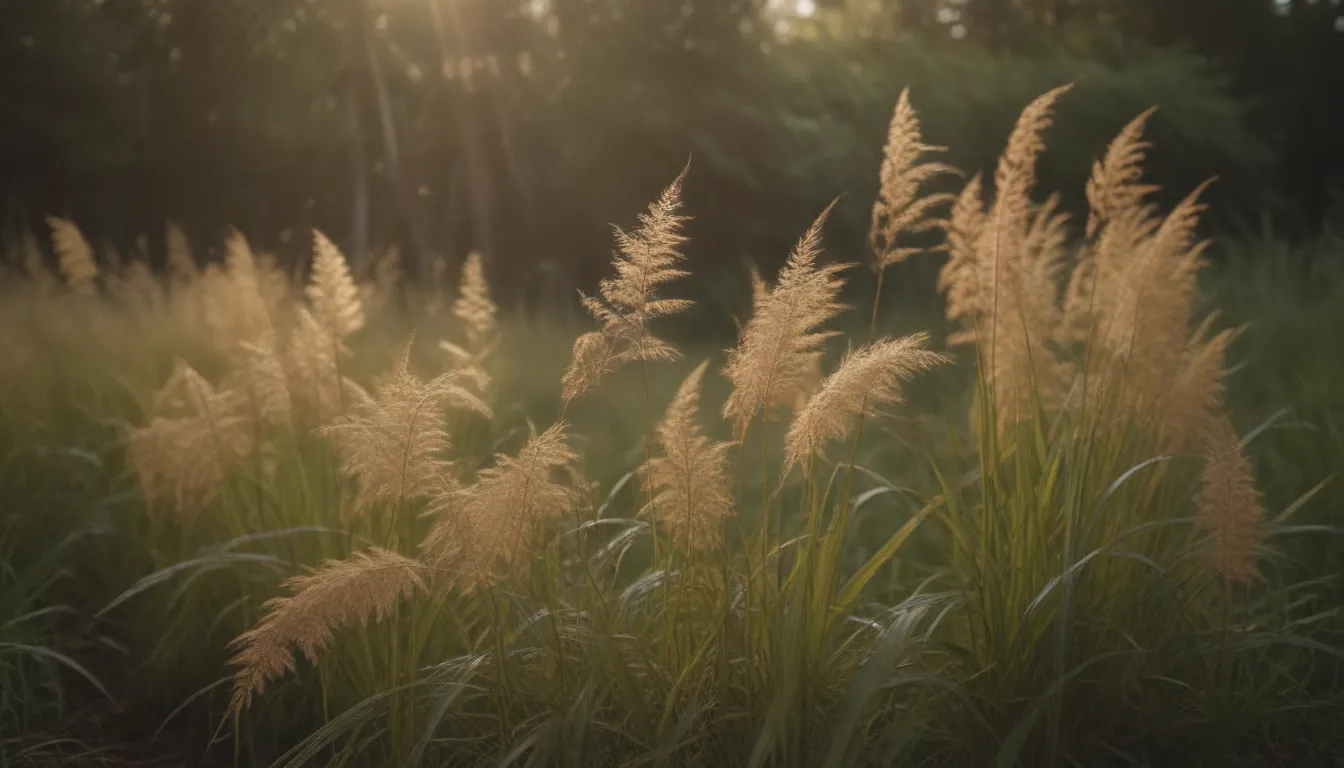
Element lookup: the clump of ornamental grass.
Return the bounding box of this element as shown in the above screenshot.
[121,228,372,532]
[218,141,952,766]
[895,87,1332,766]
[2,219,516,758]
[97,226,410,724]
[7,86,1335,768]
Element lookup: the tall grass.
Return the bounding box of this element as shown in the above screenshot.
[0,86,1340,767]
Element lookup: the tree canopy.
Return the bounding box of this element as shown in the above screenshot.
[2,0,1340,297]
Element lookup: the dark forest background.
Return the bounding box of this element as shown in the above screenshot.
[3,0,1342,305]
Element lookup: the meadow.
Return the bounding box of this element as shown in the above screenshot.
[2,87,1342,767]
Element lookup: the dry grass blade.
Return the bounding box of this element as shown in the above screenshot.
[227,548,427,716]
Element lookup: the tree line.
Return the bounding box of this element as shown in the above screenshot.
[1,0,1340,300]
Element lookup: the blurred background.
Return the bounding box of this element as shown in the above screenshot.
[2,0,1342,307]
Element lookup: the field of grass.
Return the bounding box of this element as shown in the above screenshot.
[1,88,1342,768]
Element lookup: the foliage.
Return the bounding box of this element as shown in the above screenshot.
[0,0,1307,317]
[0,86,1340,768]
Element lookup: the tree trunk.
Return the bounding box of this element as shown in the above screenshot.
[366,38,433,280]
[347,80,370,271]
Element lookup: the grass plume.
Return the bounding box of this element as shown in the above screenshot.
[46,216,98,295]
[641,360,736,552]
[784,333,947,472]
[421,423,577,591]
[226,548,427,716]
[870,88,957,270]
[723,202,849,437]
[562,166,693,405]
[322,344,490,517]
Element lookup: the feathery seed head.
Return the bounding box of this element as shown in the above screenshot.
[46,217,98,295]
[723,201,850,437]
[1195,417,1269,586]
[441,252,499,398]
[227,548,426,716]
[938,173,989,328]
[1071,130,1221,447]
[130,361,255,516]
[321,343,487,515]
[285,306,370,426]
[307,230,365,345]
[422,423,577,591]
[106,259,163,313]
[1085,108,1160,240]
[935,87,1076,427]
[642,361,736,551]
[871,88,957,269]
[785,334,947,471]
[221,331,293,435]
[207,230,275,350]
[165,221,197,287]
[452,252,498,355]
[561,331,619,407]
[562,167,694,402]
[991,84,1073,237]
[748,261,769,314]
